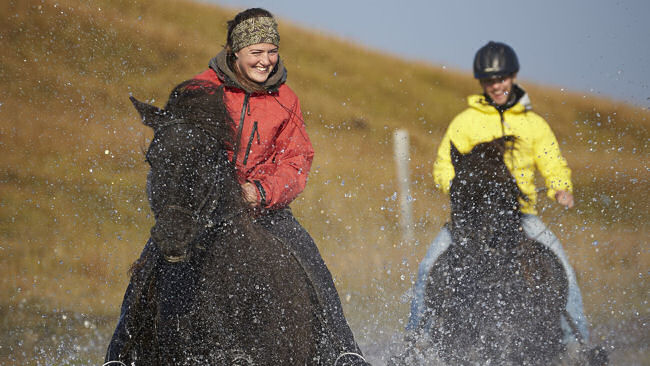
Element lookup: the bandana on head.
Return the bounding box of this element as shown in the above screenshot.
[231,16,280,52]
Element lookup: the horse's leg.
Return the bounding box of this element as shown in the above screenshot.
[423,243,483,363]
[105,239,160,364]
[469,251,512,364]
[155,258,201,363]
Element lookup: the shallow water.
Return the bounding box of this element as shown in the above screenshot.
[2,304,646,365]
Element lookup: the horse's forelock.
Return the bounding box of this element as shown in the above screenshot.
[162,80,233,145]
[450,136,524,228]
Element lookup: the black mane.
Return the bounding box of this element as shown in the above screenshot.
[449,136,526,250]
[133,79,233,144]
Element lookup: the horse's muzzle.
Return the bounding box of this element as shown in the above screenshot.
[151,205,200,262]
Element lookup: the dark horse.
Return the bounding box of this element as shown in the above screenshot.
[105,80,333,365]
[397,137,570,365]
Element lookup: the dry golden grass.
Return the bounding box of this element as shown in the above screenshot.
[1,0,647,364]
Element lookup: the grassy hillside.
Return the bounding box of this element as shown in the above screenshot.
[1,0,647,364]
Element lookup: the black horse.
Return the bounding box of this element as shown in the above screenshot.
[428,137,569,364]
[395,137,570,365]
[105,80,336,365]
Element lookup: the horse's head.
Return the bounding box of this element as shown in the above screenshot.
[131,80,239,261]
[449,136,526,247]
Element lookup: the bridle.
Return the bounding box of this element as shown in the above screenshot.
[153,118,222,221]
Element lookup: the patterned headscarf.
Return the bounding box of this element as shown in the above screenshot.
[230,16,280,52]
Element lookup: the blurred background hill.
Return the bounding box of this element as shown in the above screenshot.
[1,0,647,364]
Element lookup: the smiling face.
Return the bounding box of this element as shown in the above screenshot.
[480,74,516,106]
[234,43,279,84]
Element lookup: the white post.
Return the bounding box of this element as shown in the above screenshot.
[393,129,414,245]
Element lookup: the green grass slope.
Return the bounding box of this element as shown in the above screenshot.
[1,0,648,364]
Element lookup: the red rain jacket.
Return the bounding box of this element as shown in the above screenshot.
[194,51,314,209]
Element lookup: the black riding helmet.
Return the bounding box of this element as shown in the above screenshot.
[473,41,519,80]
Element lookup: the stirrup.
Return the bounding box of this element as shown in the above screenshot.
[334,352,367,365]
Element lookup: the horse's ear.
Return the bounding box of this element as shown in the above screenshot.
[130,96,164,128]
[500,135,517,148]
[498,135,517,155]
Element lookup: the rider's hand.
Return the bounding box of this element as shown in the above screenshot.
[555,190,574,209]
[242,182,260,207]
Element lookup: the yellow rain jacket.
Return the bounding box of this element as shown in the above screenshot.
[433,90,572,215]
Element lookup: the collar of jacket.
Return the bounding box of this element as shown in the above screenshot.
[468,84,533,114]
[208,49,287,94]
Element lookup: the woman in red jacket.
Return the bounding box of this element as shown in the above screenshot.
[107,8,366,365]
[194,8,365,363]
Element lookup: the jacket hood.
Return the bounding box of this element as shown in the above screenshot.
[468,84,533,114]
[208,49,287,93]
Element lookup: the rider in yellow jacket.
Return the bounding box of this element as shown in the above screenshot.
[433,92,573,215]
[408,41,589,345]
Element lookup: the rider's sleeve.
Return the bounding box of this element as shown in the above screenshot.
[248,98,314,209]
[433,127,456,195]
[533,118,573,201]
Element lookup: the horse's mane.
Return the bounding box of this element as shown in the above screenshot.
[162,79,234,149]
[449,136,526,248]
[153,79,252,228]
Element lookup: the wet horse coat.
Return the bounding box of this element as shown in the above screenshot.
[105,80,323,365]
[422,137,568,364]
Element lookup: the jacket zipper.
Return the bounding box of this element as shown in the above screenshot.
[231,93,250,165]
[242,121,259,166]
